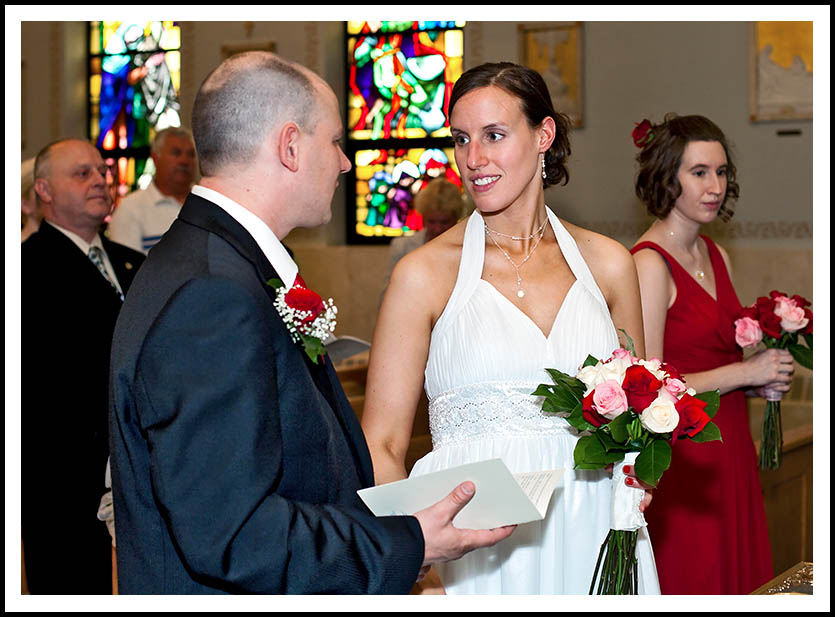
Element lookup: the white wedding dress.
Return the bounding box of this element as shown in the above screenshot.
[410,207,660,594]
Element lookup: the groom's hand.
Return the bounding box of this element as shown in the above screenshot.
[414,481,516,566]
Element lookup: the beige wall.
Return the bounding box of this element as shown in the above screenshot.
[18,20,816,341]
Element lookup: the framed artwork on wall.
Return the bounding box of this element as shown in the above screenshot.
[748,21,813,122]
[519,21,583,128]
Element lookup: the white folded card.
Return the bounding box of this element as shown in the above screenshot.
[357,458,564,529]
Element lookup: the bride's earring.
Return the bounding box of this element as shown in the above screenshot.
[541,156,547,181]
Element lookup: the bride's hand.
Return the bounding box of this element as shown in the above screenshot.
[605,463,654,512]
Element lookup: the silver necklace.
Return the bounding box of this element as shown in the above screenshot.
[483,216,548,241]
[485,218,549,298]
[668,230,706,282]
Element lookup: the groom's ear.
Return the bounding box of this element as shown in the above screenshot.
[276,121,301,172]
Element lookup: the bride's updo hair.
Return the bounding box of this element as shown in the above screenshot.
[448,62,572,188]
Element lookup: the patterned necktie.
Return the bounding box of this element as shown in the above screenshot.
[87,245,124,301]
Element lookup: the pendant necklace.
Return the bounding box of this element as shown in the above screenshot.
[668,230,706,282]
[484,218,549,299]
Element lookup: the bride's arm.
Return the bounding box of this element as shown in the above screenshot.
[582,232,647,359]
[362,248,441,486]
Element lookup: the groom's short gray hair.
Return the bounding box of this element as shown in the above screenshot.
[192,51,316,177]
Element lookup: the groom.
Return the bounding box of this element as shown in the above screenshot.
[108,51,514,594]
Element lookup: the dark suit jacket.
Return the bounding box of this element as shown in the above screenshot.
[109,194,424,594]
[21,221,145,594]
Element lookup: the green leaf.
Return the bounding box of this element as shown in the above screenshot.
[634,439,671,488]
[607,412,632,444]
[690,421,722,443]
[788,342,813,370]
[582,355,599,368]
[544,369,587,395]
[266,278,282,291]
[803,333,812,351]
[574,435,624,469]
[532,384,556,398]
[597,429,631,453]
[301,335,326,364]
[618,328,636,355]
[694,390,721,419]
[565,402,594,432]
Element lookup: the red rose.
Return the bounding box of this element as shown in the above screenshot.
[621,365,663,413]
[672,393,711,440]
[759,311,783,339]
[285,286,325,325]
[660,361,683,383]
[738,305,759,321]
[582,391,610,428]
[754,296,776,320]
[800,308,813,335]
[632,119,654,148]
[791,294,811,308]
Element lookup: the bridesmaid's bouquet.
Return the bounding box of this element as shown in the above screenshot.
[533,333,722,595]
[734,290,813,470]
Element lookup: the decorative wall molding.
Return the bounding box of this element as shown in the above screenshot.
[580,220,813,241]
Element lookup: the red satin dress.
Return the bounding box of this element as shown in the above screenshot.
[631,236,773,594]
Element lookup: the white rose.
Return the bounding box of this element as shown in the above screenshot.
[638,357,668,382]
[601,357,631,384]
[640,394,680,434]
[576,363,607,394]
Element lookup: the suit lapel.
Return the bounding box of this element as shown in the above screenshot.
[178,195,373,484]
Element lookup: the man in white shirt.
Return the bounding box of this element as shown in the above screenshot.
[107,127,197,253]
[21,138,145,594]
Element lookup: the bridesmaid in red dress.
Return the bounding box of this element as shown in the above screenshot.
[629,114,794,594]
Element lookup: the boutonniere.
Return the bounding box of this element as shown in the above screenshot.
[268,275,338,364]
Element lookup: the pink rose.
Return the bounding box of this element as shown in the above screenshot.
[592,380,630,420]
[664,378,688,398]
[773,297,810,333]
[611,348,638,364]
[734,316,763,348]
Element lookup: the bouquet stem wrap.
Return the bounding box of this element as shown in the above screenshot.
[590,452,646,595]
[759,392,784,470]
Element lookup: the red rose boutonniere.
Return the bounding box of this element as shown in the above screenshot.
[632,119,654,148]
[269,275,337,364]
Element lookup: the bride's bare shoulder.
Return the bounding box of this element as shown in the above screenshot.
[387,219,466,312]
[561,219,634,275]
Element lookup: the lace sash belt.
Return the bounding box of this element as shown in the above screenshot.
[428,381,575,449]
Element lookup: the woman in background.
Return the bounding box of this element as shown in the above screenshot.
[630,113,793,594]
[385,177,470,283]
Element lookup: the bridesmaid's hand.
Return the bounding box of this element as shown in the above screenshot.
[606,463,654,512]
[622,464,654,512]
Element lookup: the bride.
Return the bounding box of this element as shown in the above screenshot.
[362,62,660,594]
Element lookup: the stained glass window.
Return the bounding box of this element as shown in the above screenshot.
[88,21,182,201]
[346,21,465,243]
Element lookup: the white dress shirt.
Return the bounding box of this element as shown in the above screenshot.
[47,221,124,296]
[191,185,298,287]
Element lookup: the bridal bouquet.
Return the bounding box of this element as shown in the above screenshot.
[734,290,813,470]
[533,335,721,594]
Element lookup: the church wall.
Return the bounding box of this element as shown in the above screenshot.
[19,20,816,342]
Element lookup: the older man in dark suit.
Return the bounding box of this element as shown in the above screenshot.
[21,138,145,594]
[108,52,514,595]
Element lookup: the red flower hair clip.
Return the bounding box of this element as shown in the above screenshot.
[632,119,655,148]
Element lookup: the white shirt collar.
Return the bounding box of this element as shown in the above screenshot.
[45,220,103,255]
[191,185,298,287]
